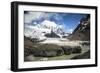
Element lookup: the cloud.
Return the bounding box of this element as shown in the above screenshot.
[53,13,63,21]
[24,11,64,24]
[24,12,45,23]
[24,19,64,35]
[24,11,75,33]
[41,20,57,28]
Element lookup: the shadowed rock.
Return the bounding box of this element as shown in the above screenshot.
[72,46,82,54]
[25,44,64,57]
[69,14,90,41]
[71,50,90,59]
[61,46,72,55]
[61,46,82,55]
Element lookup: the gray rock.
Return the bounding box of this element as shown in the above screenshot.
[61,46,82,55]
[24,55,35,61]
[61,46,72,55]
[72,46,82,54]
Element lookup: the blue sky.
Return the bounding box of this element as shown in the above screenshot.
[24,11,88,33]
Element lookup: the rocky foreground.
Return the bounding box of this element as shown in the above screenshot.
[24,37,90,61]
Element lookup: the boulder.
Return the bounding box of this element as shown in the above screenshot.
[25,44,64,57]
[24,55,35,61]
[57,49,64,56]
[61,46,82,55]
[72,46,82,54]
[61,46,72,55]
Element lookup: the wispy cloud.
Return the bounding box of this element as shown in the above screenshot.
[24,11,64,24]
[24,11,88,33]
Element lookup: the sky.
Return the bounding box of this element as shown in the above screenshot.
[24,11,88,33]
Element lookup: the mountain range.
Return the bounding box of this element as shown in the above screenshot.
[24,20,68,40]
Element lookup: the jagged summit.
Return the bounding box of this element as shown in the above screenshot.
[24,20,68,39]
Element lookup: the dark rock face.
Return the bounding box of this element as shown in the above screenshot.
[72,46,82,54]
[61,46,72,55]
[69,14,90,41]
[45,30,60,38]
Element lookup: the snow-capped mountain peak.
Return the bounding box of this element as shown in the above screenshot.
[24,20,66,39]
[40,20,57,29]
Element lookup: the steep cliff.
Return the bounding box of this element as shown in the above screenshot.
[69,14,90,41]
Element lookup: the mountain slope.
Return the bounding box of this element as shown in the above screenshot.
[24,20,66,39]
[69,14,90,41]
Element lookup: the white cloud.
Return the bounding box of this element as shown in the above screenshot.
[41,20,57,29]
[24,12,45,23]
[53,13,63,21]
[24,12,64,24]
